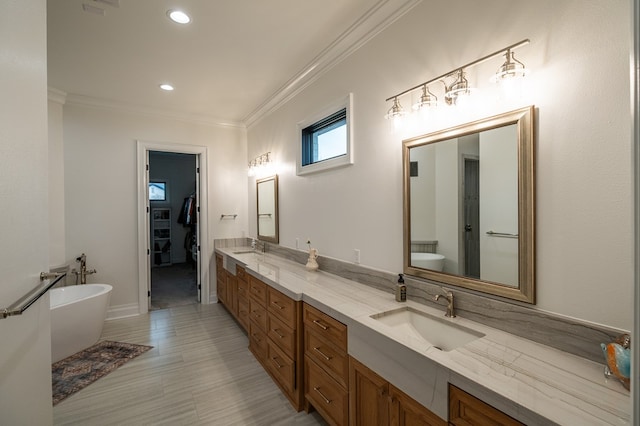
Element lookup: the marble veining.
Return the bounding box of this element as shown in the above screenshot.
[216,245,630,425]
[215,238,626,364]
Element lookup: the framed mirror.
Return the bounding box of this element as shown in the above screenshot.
[403,106,535,303]
[257,175,279,243]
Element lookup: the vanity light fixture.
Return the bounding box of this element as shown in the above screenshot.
[491,48,529,81]
[385,39,530,119]
[412,85,438,110]
[385,97,408,119]
[444,69,472,105]
[167,9,191,24]
[248,152,272,177]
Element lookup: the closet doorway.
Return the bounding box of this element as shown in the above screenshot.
[136,140,211,314]
[148,151,199,310]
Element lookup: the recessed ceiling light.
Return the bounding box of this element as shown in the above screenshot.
[159,84,174,91]
[167,9,191,24]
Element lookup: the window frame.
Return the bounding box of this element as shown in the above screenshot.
[149,181,168,202]
[296,93,353,175]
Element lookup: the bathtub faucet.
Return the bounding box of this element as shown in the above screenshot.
[72,253,97,284]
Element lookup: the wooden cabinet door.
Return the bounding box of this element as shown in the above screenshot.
[216,271,226,305]
[349,357,389,426]
[389,384,446,426]
[227,272,237,317]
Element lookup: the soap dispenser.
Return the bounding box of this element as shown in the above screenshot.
[395,274,406,302]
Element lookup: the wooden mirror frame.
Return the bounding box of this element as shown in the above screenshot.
[403,106,535,303]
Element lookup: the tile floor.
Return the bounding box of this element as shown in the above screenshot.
[150,262,198,311]
[53,303,327,425]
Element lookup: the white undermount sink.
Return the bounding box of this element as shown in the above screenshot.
[232,249,255,254]
[370,307,484,351]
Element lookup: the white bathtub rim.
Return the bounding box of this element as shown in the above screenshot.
[50,283,113,310]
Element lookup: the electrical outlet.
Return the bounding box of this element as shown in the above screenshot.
[354,249,360,264]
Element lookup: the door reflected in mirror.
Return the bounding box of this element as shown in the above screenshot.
[257,175,279,243]
[403,106,535,303]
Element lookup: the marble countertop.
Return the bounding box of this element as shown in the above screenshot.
[216,247,631,425]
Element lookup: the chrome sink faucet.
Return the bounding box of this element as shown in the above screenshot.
[434,288,456,318]
[72,253,97,284]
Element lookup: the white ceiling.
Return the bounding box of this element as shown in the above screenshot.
[47,0,418,127]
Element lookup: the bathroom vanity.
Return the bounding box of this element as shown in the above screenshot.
[215,248,630,425]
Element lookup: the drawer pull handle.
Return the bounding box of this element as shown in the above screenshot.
[313,386,332,404]
[271,301,285,310]
[273,329,285,339]
[271,356,284,369]
[313,319,329,330]
[313,346,332,361]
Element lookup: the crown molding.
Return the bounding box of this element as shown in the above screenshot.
[48,87,67,105]
[64,93,245,129]
[244,0,422,129]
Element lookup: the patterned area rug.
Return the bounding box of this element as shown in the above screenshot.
[52,340,152,405]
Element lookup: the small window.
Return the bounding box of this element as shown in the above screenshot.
[149,181,166,201]
[297,94,353,175]
[301,108,346,166]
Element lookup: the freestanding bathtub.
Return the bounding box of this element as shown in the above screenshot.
[411,252,445,272]
[50,283,112,363]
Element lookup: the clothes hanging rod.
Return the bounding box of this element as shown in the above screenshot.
[1,273,67,319]
[385,39,530,102]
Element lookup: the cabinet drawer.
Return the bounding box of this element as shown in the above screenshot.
[249,298,268,332]
[268,286,297,328]
[305,355,349,426]
[238,298,249,331]
[305,329,348,389]
[268,315,296,359]
[267,340,296,395]
[303,304,347,351]
[249,276,267,306]
[249,321,267,361]
[449,384,524,426]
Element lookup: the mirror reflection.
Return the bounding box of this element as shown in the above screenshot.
[403,106,535,303]
[257,175,279,243]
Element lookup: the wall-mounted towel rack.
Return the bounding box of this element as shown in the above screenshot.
[220,214,238,220]
[1,272,67,319]
[486,230,519,238]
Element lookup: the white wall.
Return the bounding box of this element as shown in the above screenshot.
[435,141,459,273]
[480,125,518,285]
[61,105,247,309]
[247,0,633,330]
[48,95,66,266]
[0,0,53,423]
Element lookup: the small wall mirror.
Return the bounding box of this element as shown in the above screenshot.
[257,175,279,243]
[403,106,535,303]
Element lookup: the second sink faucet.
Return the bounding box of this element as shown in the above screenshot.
[434,288,455,318]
